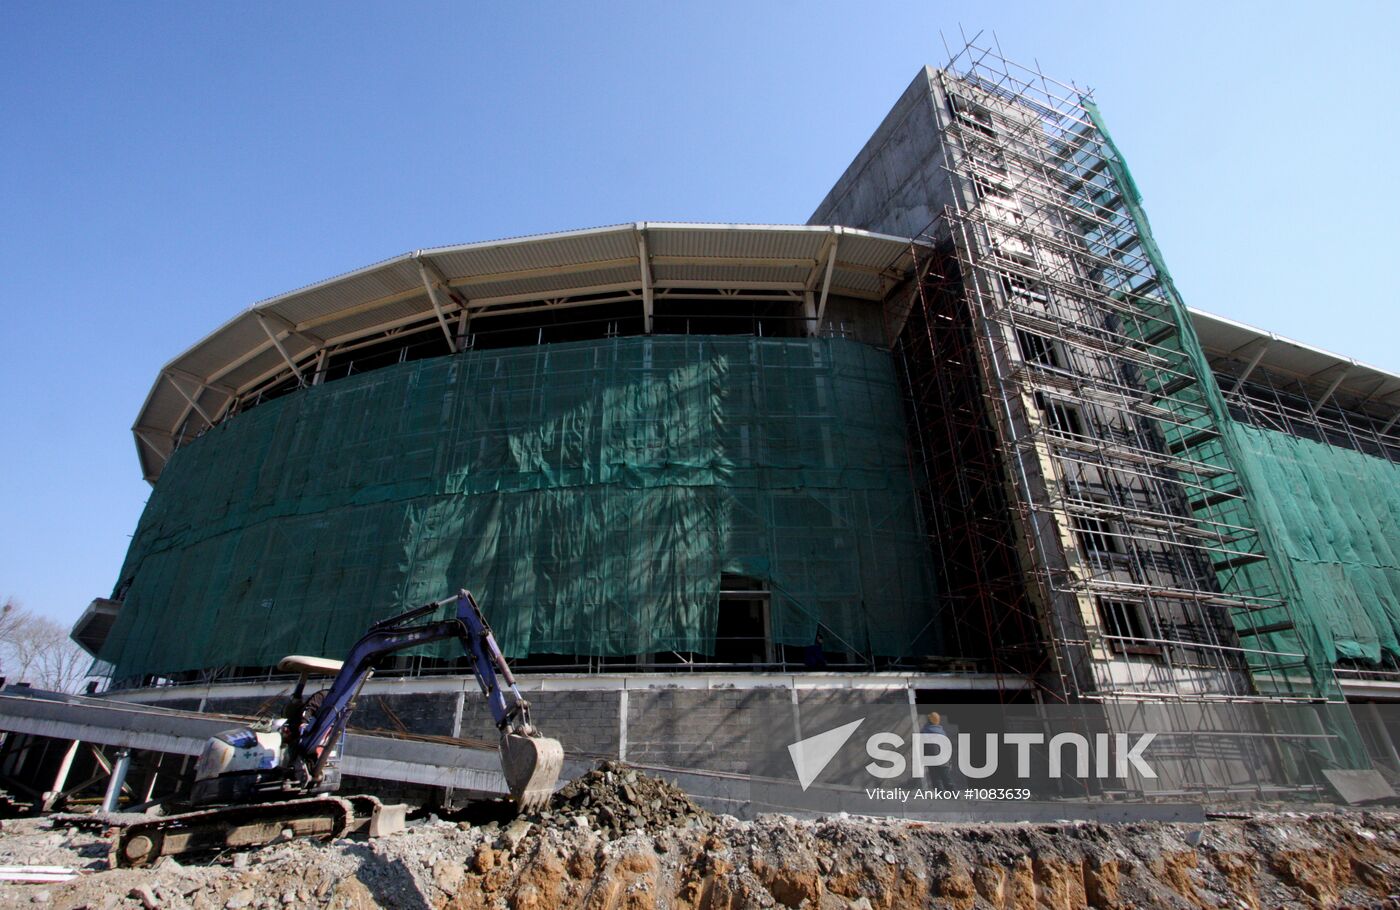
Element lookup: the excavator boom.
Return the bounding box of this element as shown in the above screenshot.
[113,589,563,866]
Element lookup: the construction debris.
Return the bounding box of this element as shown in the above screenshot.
[1,803,1400,908]
[527,761,711,839]
[0,865,78,883]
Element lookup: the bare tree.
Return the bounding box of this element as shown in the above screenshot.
[0,596,32,648]
[32,629,93,693]
[0,597,95,693]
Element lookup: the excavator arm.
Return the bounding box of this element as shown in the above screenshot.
[288,590,560,809]
[115,590,564,867]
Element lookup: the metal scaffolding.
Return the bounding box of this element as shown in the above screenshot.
[893,37,1338,710]
[1216,361,1400,466]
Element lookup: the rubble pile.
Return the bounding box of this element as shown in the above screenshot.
[529,761,711,839]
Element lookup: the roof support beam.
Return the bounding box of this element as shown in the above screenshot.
[165,367,236,397]
[637,226,654,334]
[417,260,459,353]
[255,314,307,386]
[1309,367,1349,417]
[803,291,817,337]
[1228,339,1271,395]
[804,232,838,292]
[1380,411,1400,436]
[455,311,472,351]
[163,373,214,426]
[210,392,237,424]
[814,229,840,331]
[446,257,636,289]
[134,431,168,464]
[256,310,324,348]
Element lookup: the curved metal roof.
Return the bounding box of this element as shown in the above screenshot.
[1191,307,1400,423]
[132,223,919,483]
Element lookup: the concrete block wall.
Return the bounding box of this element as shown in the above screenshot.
[809,66,954,240]
[351,692,456,737]
[122,675,991,789]
[458,690,622,760]
[625,687,791,773]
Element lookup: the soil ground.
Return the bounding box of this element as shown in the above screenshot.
[2,767,1399,909]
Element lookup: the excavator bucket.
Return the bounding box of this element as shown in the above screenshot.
[500,732,564,812]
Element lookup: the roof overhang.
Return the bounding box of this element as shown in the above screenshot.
[1190,307,1400,425]
[71,598,122,658]
[132,223,920,484]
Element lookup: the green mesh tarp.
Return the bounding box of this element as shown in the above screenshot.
[1086,99,1396,698]
[1225,424,1400,667]
[99,336,938,679]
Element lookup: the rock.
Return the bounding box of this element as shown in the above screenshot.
[433,859,464,895]
[472,844,496,873]
[31,892,51,905]
[231,852,250,870]
[502,818,534,852]
[530,760,711,840]
[224,890,255,909]
[129,886,160,910]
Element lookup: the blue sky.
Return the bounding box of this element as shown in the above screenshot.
[2,2,1397,627]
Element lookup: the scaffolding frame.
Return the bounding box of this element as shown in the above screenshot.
[893,36,1344,712]
[1216,361,1400,465]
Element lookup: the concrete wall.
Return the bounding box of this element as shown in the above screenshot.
[819,294,891,347]
[200,685,896,775]
[809,67,955,240]
[126,672,1010,778]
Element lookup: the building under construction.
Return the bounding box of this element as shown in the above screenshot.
[67,42,1400,794]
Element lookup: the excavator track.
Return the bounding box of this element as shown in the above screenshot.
[111,795,397,868]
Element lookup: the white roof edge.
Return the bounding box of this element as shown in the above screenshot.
[154,222,919,378]
[1189,306,1399,385]
[248,222,921,316]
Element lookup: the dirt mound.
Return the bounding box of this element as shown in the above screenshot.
[529,760,710,839]
[5,802,1400,908]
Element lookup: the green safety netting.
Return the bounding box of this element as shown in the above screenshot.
[1226,424,1400,666]
[1086,99,1399,692]
[1085,101,1386,771]
[98,336,938,680]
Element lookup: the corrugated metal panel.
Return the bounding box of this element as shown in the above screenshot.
[265,259,422,328]
[648,224,827,261]
[829,268,885,297]
[315,296,435,345]
[462,266,641,303]
[137,386,187,432]
[219,348,295,394]
[652,264,808,286]
[836,231,912,271]
[425,225,637,279]
[172,313,268,379]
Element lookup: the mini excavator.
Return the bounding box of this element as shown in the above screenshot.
[113,590,564,867]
